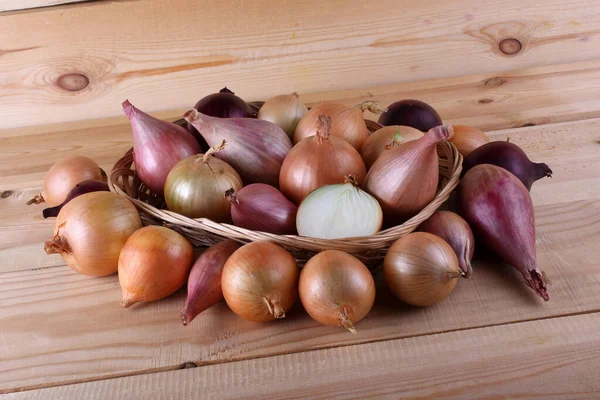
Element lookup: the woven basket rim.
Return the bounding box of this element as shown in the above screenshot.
[108,112,463,261]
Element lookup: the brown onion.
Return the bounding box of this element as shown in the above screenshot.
[222,242,299,322]
[384,232,461,306]
[184,108,291,187]
[28,156,107,206]
[226,184,297,234]
[360,125,423,169]
[299,250,375,333]
[44,192,142,276]
[164,141,243,222]
[42,180,109,218]
[448,125,490,157]
[294,101,379,150]
[419,211,474,277]
[257,92,308,138]
[363,125,453,221]
[280,115,367,204]
[123,100,201,194]
[181,240,240,325]
[459,164,549,300]
[119,226,194,308]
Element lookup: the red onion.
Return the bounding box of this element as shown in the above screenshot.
[463,141,552,191]
[378,99,442,132]
[43,180,109,218]
[186,87,254,147]
[459,164,549,301]
[181,240,240,326]
[122,100,201,194]
[184,109,292,187]
[418,211,474,277]
[363,125,453,221]
[226,184,297,234]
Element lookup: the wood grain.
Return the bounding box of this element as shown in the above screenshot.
[0,0,90,13]
[1,194,598,392]
[6,312,600,399]
[1,0,600,128]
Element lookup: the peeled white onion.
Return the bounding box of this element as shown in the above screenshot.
[296,176,382,239]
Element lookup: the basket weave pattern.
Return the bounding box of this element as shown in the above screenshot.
[109,103,463,266]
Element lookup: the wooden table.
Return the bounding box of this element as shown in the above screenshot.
[2,0,600,398]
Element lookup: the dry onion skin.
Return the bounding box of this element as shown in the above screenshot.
[448,125,489,158]
[257,93,308,138]
[294,102,380,150]
[28,156,106,207]
[119,226,194,308]
[299,250,375,333]
[360,125,423,169]
[164,140,243,222]
[44,192,142,276]
[221,242,299,322]
[383,232,461,306]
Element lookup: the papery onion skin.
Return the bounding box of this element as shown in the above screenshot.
[226,184,297,234]
[463,141,552,191]
[299,250,375,333]
[360,125,424,169]
[44,192,142,276]
[378,99,442,132]
[280,115,367,204]
[187,87,254,147]
[258,93,308,138]
[185,109,292,187]
[294,102,376,150]
[448,125,489,158]
[164,142,243,222]
[418,211,474,278]
[384,232,461,306]
[363,125,453,221]
[222,242,299,322]
[181,240,241,326]
[296,176,382,239]
[43,180,109,218]
[123,100,201,194]
[119,226,194,308]
[459,164,549,300]
[28,156,107,207]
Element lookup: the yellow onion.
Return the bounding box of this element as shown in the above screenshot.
[299,250,375,333]
[294,101,380,150]
[360,125,423,169]
[44,192,142,276]
[296,175,382,239]
[280,115,367,204]
[119,226,194,308]
[384,232,461,306]
[449,125,490,157]
[222,242,299,322]
[257,93,308,138]
[363,125,453,222]
[28,156,106,206]
[164,140,243,222]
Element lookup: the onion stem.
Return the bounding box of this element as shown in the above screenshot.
[26,193,44,205]
[44,234,72,255]
[339,308,357,334]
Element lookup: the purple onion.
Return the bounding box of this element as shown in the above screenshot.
[378,99,442,132]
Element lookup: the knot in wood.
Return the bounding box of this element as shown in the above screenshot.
[56,73,89,92]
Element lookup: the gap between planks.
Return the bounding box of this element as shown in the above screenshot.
[5,311,600,398]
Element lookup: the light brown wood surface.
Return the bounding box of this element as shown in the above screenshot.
[1,117,599,394]
[0,0,89,12]
[2,0,600,128]
[6,313,600,400]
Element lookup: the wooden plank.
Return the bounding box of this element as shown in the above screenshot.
[5,312,600,399]
[1,0,600,128]
[0,0,89,13]
[1,195,598,392]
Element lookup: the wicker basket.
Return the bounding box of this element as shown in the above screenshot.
[109,102,463,266]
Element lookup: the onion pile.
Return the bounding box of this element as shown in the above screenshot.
[38,90,554,330]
